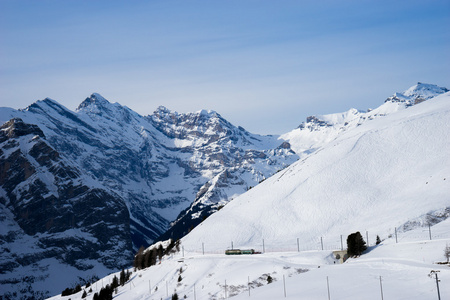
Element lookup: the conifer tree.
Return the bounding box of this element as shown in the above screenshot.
[134,246,145,270]
[120,269,126,286]
[347,231,367,257]
[376,235,382,245]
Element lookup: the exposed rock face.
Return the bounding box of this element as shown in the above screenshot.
[0,118,132,299]
[385,82,449,105]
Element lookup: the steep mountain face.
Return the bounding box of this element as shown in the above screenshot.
[0,118,132,299]
[149,106,297,240]
[1,94,298,247]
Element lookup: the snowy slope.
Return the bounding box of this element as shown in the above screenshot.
[182,91,450,253]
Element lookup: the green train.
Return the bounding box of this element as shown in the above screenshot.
[225,249,256,255]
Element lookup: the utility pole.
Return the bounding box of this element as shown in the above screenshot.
[321,237,324,250]
[395,228,398,243]
[340,235,343,251]
[224,280,227,299]
[428,223,432,240]
[429,270,441,300]
[326,276,331,300]
[379,276,384,300]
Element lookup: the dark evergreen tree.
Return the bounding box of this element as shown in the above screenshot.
[376,235,382,245]
[120,269,126,286]
[98,284,113,300]
[178,275,182,282]
[111,275,119,289]
[347,231,367,257]
[126,269,131,281]
[144,250,151,268]
[81,290,87,298]
[267,275,273,284]
[157,245,164,262]
[150,249,158,266]
[134,246,145,270]
[61,288,72,296]
[175,239,181,252]
[172,293,179,300]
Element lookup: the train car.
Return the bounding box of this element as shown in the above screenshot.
[225,249,255,255]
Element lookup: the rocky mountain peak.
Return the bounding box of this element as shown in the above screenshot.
[385,83,448,105]
[150,106,231,140]
[0,118,45,141]
[76,93,111,111]
[404,82,449,99]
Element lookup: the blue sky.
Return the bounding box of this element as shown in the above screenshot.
[1,0,449,134]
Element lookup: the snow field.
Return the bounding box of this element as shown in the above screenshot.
[48,222,450,300]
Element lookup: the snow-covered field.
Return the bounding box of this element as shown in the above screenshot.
[48,219,450,300]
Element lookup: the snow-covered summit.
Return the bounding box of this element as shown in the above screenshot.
[76,93,111,111]
[385,82,448,105]
[282,83,449,154]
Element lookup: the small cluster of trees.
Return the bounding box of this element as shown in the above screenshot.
[133,239,180,270]
[92,269,131,300]
[61,275,99,297]
[61,284,82,296]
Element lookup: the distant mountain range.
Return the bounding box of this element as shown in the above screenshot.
[0,82,448,298]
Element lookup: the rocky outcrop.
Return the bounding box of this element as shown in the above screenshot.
[0,118,132,299]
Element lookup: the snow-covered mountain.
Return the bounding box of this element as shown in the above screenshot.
[0,82,448,299]
[282,82,449,154]
[0,94,296,298]
[182,88,450,252]
[47,86,450,300]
